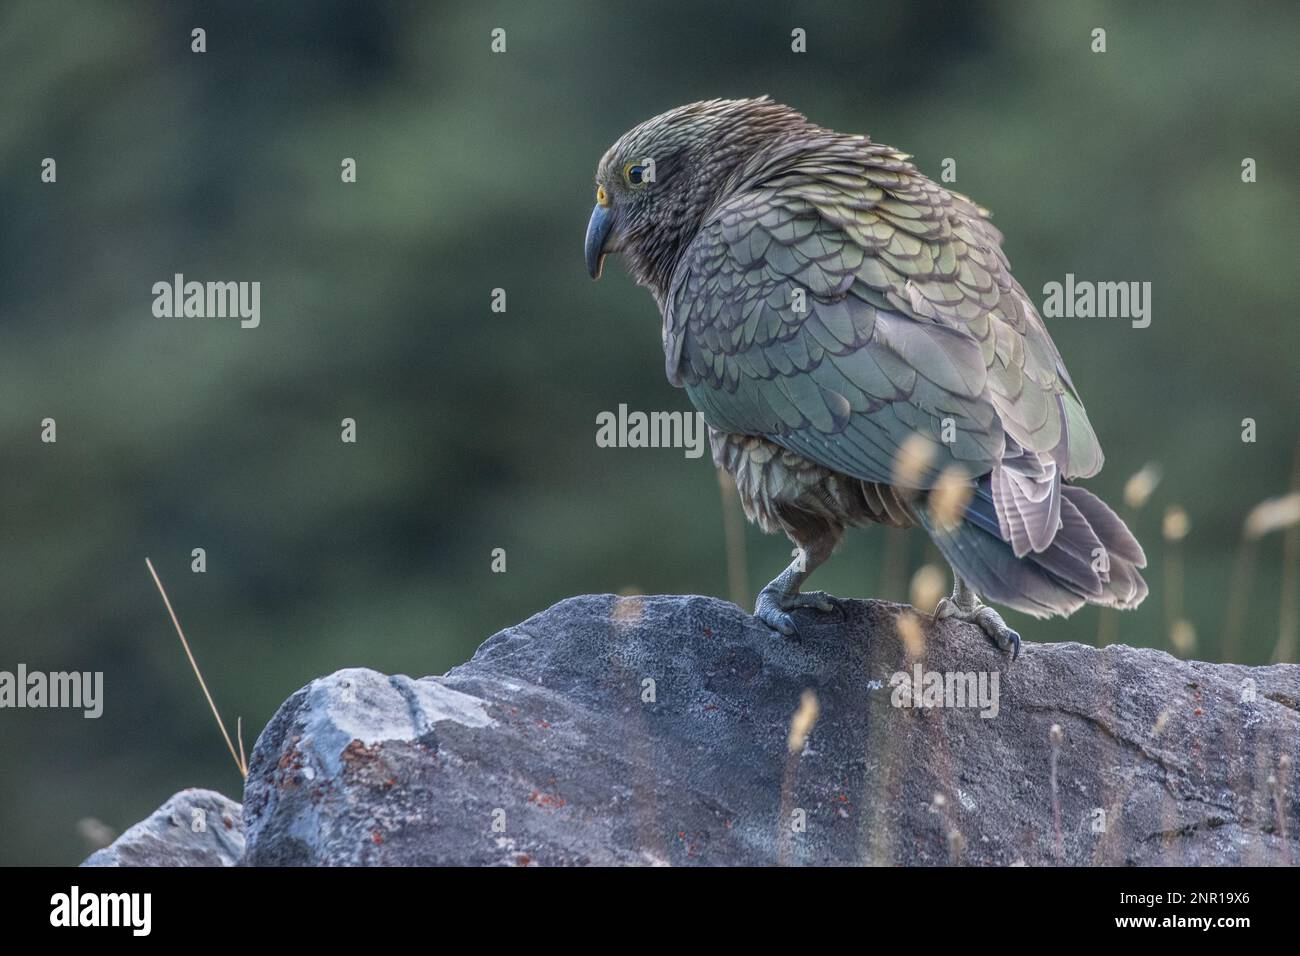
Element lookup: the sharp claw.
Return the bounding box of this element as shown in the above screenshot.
[755,606,799,637]
[989,624,1020,658]
[971,607,1020,662]
[931,598,1021,663]
[755,585,839,639]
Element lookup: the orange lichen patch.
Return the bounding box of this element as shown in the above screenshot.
[528,790,567,810]
[275,735,307,788]
[277,735,304,772]
[340,739,384,769]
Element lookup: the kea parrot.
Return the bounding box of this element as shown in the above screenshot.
[585,97,1147,659]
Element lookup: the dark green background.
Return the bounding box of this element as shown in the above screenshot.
[2,0,1296,865]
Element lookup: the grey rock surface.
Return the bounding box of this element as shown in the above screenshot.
[81,788,243,866]
[240,594,1300,866]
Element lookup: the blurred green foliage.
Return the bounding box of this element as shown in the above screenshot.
[1,0,1297,864]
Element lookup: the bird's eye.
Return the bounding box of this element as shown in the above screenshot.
[623,161,651,187]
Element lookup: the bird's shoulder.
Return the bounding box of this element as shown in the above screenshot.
[675,133,1013,330]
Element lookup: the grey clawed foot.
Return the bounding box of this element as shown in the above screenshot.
[934,597,1022,662]
[755,586,839,638]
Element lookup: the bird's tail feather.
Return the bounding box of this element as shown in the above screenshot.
[916,479,1147,619]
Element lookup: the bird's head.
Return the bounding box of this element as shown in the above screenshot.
[585,96,813,301]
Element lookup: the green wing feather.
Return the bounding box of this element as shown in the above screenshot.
[665,134,1103,490]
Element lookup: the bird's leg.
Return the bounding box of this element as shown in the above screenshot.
[933,567,1022,661]
[755,529,840,637]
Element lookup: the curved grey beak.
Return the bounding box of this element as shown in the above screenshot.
[585,203,613,279]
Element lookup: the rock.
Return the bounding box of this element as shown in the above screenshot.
[241,594,1300,866]
[81,788,243,866]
